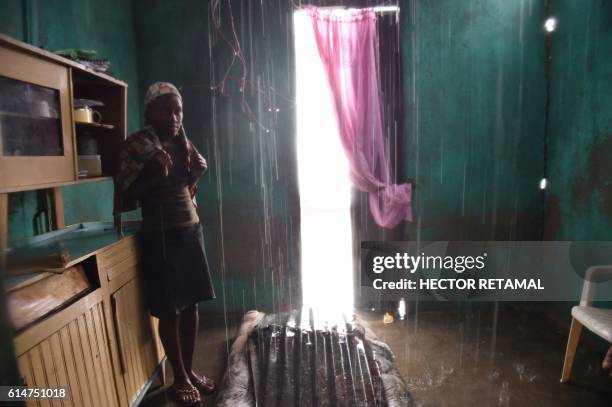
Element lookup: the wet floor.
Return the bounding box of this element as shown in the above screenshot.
[141,311,239,407]
[359,303,612,407]
[142,303,612,406]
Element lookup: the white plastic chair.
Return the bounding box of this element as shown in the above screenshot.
[561,265,612,383]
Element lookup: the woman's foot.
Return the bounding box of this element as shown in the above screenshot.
[188,371,217,395]
[172,380,201,406]
[603,345,612,371]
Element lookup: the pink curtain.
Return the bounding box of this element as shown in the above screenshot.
[308,8,412,228]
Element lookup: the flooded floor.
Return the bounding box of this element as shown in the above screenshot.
[142,304,612,406]
[141,311,238,407]
[360,303,612,406]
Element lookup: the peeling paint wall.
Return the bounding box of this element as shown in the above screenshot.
[403,0,546,241]
[546,0,612,240]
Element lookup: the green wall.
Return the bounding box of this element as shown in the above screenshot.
[403,0,546,241]
[546,0,612,240]
[0,0,141,244]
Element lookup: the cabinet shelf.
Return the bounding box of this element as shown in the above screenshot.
[0,110,60,120]
[0,176,113,194]
[75,121,115,130]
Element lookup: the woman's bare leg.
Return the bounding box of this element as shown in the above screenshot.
[158,315,200,404]
[180,304,216,393]
[179,304,199,375]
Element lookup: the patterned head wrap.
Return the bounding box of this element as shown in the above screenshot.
[144,82,182,108]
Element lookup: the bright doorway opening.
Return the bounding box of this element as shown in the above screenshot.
[294,9,354,325]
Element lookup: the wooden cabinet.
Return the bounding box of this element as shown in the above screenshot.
[98,236,140,285]
[0,34,127,193]
[112,280,160,405]
[16,296,120,407]
[10,230,164,407]
[98,236,165,405]
[0,34,164,407]
[0,44,75,189]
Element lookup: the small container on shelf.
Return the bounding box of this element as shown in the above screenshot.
[76,130,98,155]
[78,154,102,177]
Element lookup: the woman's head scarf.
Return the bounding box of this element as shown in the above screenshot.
[144,82,182,109]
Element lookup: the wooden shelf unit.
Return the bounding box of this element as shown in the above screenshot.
[0,110,60,120]
[76,121,115,130]
[0,176,113,194]
[0,33,127,192]
[0,34,164,407]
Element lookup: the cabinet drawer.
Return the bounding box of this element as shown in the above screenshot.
[97,237,139,281]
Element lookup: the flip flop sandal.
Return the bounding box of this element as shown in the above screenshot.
[172,385,202,406]
[192,376,217,395]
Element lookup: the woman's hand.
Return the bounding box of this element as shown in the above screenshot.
[151,149,173,176]
[188,143,208,179]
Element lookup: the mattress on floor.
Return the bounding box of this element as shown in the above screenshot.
[215,310,413,407]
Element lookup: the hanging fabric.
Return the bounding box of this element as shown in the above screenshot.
[306,7,412,229]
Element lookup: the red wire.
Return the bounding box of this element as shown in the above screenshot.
[210,0,270,133]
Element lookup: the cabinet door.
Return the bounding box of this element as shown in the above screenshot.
[0,44,76,189]
[111,278,159,405]
[16,300,120,407]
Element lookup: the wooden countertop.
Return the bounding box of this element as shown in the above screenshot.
[5,221,140,290]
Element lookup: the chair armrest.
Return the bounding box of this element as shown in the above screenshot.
[580,265,612,306]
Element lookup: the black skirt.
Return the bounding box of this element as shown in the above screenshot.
[139,222,215,318]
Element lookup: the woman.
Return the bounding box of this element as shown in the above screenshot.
[116,82,216,406]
